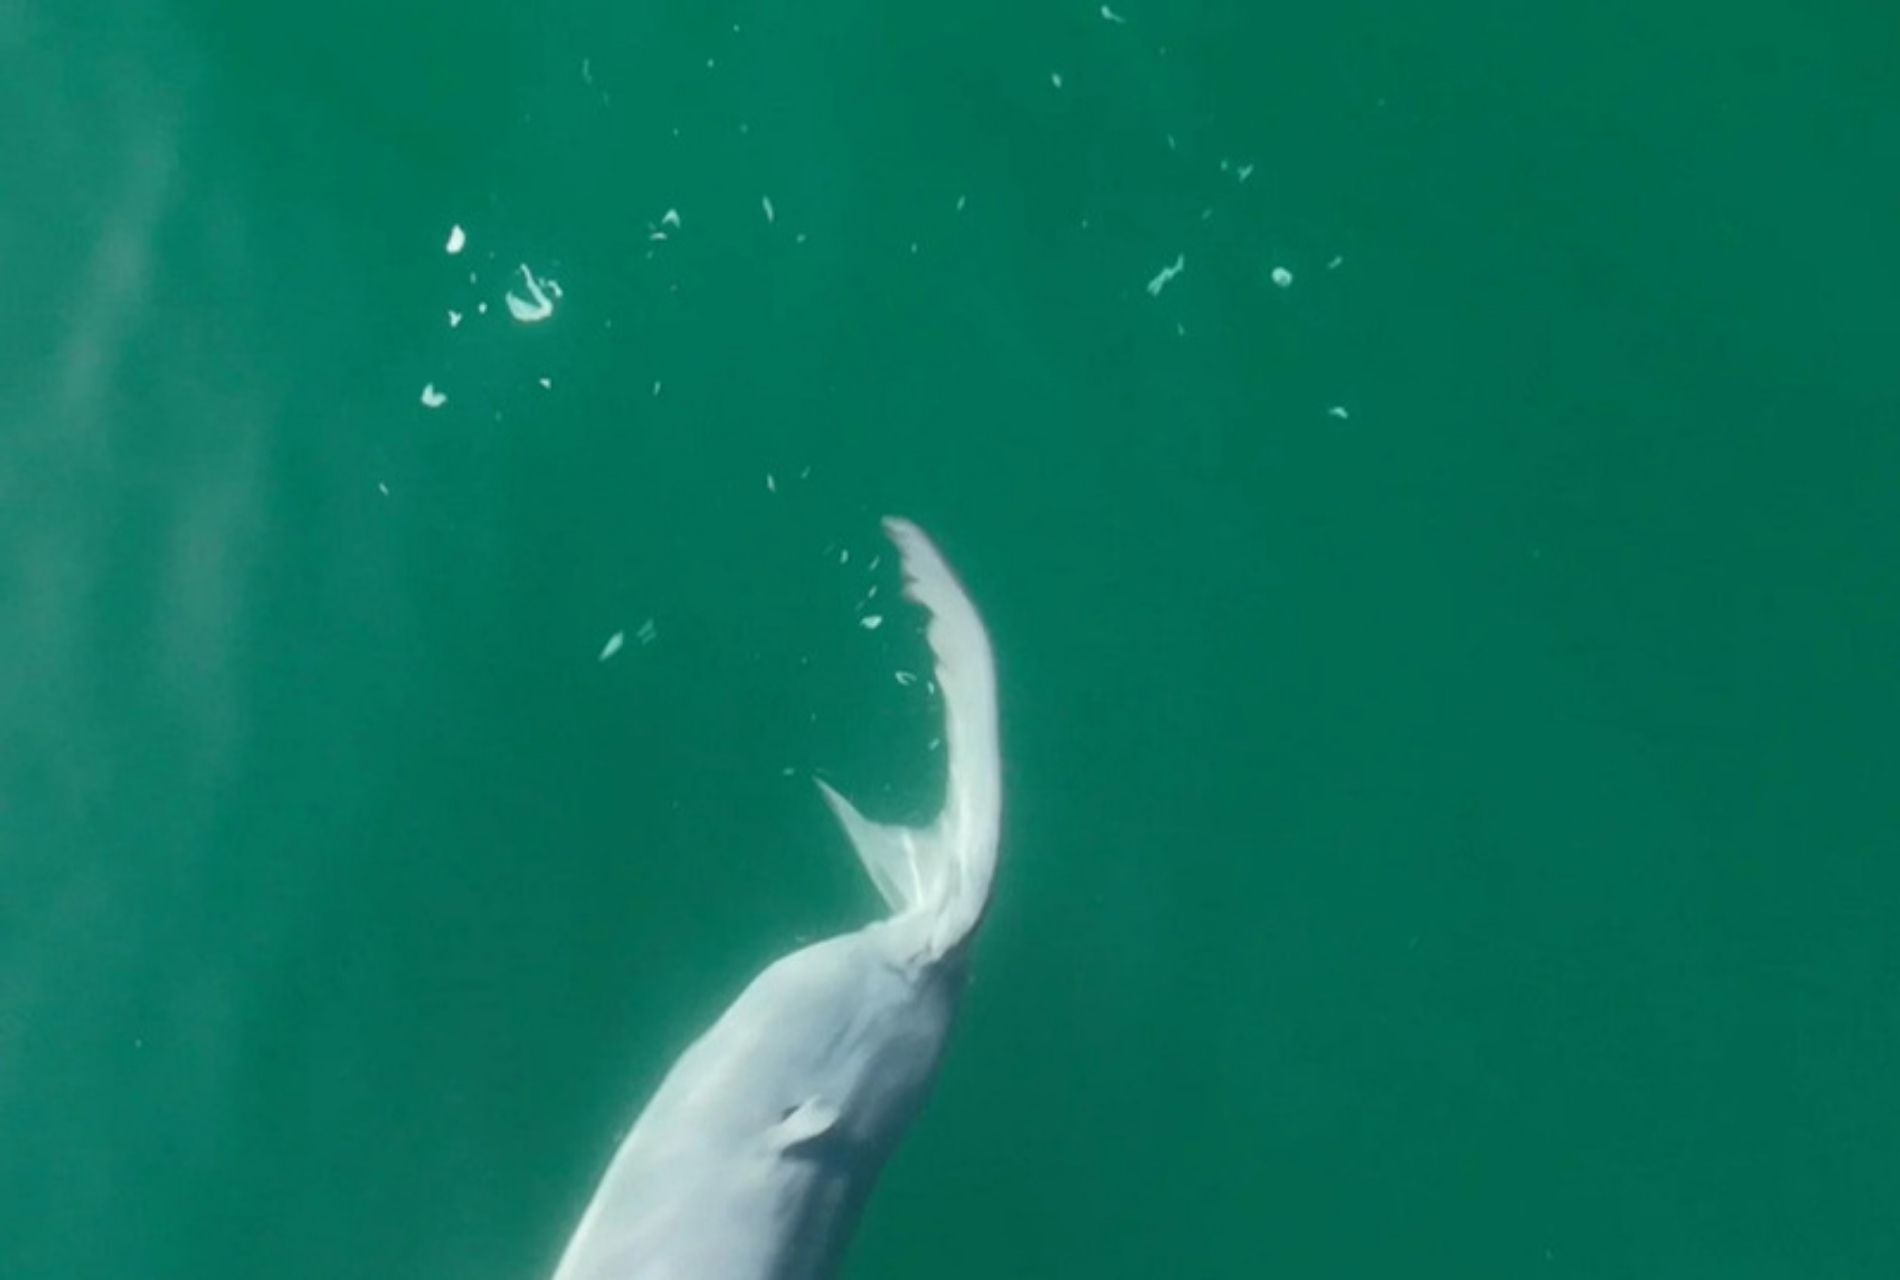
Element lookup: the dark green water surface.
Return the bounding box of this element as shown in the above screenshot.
[4,3,1897,1275]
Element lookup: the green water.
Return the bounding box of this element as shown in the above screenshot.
[4,2,1897,1276]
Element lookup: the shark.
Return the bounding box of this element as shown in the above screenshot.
[547,517,1003,1280]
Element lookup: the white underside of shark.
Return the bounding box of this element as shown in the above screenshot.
[547,517,1003,1280]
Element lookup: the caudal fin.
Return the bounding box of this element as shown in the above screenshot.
[817,518,1001,957]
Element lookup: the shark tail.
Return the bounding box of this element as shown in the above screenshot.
[815,517,1002,958]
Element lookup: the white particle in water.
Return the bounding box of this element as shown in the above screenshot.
[1147,254,1186,296]
[506,264,556,323]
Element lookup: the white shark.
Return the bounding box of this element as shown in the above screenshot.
[548,517,1002,1280]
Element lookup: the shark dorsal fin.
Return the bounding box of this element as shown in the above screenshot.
[814,778,921,913]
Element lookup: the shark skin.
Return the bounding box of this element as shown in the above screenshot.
[548,517,1003,1280]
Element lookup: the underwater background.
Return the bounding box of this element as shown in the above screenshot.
[3,2,1897,1276]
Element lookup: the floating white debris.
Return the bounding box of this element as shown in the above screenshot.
[377,481,390,496]
[859,615,884,630]
[652,380,662,397]
[1327,254,1345,270]
[599,631,625,662]
[446,225,466,255]
[420,383,447,409]
[636,618,658,645]
[894,670,918,687]
[1271,265,1294,288]
[781,766,796,777]
[956,194,967,213]
[839,548,850,565]
[538,376,553,389]
[1237,163,1255,182]
[477,301,489,315]
[1327,405,1351,420]
[1100,4,1126,22]
[866,554,880,570]
[468,270,478,284]
[448,309,463,327]
[1051,72,1064,89]
[581,57,593,86]
[1147,253,1186,296]
[506,264,556,323]
[909,241,919,254]
[798,464,812,479]
[762,195,776,223]
[794,232,808,244]
[765,473,776,492]
[1166,133,1178,150]
[661,208,681,229]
